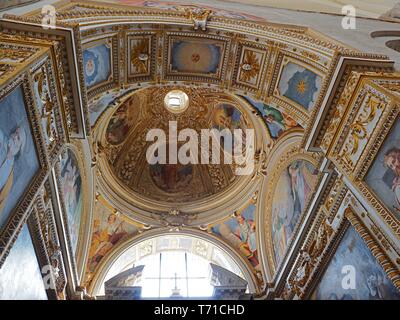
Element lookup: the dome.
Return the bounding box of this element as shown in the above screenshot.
[94,85,265,212]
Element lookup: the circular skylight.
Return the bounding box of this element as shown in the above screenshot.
[164,90,189,114]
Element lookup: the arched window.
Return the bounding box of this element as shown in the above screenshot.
[97,235,249,298]
[133,251,214,298]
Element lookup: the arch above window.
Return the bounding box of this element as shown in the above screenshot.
[91,232,257,297]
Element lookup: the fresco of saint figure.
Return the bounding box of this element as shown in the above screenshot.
[272,160,318,266]
[383,147,400,209]
[0,85,39,229]
[240,96,299,139]
[106,95,139,145]
[212,104,241,130]
[212,204,259,268]
[60,149,83,257]
[88,213,128,272]
[233,210,258,267]
[150,163,193,193]
[0,127,26,213]
[366,118,400,220]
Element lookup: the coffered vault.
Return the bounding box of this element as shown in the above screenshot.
[0,0,399,300]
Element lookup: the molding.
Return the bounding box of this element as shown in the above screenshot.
[87,227,260,297]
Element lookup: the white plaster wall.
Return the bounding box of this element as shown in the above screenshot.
[0,0,58,15]
[2,0,400,68]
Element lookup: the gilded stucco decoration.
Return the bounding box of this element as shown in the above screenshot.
[301,58,400,300]
[0,0,400,300]
[27,180,68,299]
[310,69,400,237]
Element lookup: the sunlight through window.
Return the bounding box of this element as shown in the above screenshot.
[134,251,214,298]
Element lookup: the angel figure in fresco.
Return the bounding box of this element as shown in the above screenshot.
[383,147,400,213]
[106,95,138,145]
[89,213,127,271]
[233,211,259,267]
[262,105,298,139]
[212,105,239,130]
[0,126,27,214]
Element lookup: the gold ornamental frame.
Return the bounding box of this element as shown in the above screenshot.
[0,73,50,268]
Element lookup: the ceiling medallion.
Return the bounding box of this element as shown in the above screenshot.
[241,63,253,71]
[164,90,189,114]
[138,53,149,61]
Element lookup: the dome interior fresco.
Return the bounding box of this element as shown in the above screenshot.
[97,86,257,204]
[0,0,399,302]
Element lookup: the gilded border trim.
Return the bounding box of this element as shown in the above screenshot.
[0,72,49,268]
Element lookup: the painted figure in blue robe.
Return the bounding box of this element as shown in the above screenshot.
[0,86,39,228]
[288,161,313,219]
[0,126,26,214]
[240,96,298,139]
[263,106,287,138]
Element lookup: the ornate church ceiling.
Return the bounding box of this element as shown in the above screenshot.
[13,0,384,293]
[1,0,399,301]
